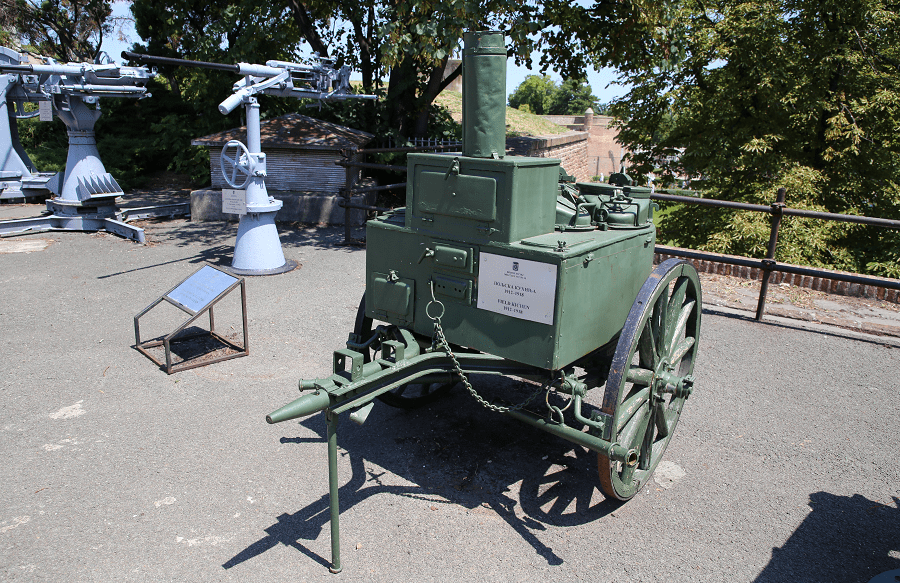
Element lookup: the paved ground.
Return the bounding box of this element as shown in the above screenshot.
[1,201,898,582]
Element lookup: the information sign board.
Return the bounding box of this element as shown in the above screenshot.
[222,189,247,215]
[39,100,52,122]
[476,252,557,325]
[166,265,238,314]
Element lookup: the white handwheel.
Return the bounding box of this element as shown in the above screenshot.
[220,140,253,189]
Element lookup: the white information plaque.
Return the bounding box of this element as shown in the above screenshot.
[38,100,53,122]
[222,189,247,215]
[166,265,238,314]
[477,252,558,325]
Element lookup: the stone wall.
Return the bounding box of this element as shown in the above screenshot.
[189,189,371,226]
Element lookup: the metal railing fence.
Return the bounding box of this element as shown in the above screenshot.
[337,140,462,245]
[651,187,900,320]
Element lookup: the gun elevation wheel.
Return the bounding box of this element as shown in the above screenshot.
[220,140,253,189]
[353,294,455,409]
[598,259,701,501]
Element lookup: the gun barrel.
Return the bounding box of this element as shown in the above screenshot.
[122,51,240,74]
[0,64,32,74]
[0,63,102,75]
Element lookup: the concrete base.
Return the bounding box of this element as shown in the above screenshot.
[190,189,372,226]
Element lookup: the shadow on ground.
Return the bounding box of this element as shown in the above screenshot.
[753,492,900,583]
[224,380,625,570]
[133,218,367,254]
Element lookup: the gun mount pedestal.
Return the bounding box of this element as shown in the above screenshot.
[123,50,375,274]
[0,48,190,242]
[48,95,121,212]
[221,100,297,275]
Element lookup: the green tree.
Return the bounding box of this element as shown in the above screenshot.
[548,78,599,115]
[609,0,900,276]
[508,74,557,115]
[11,0,112,61]
[509,76,599,116]
[0,0,16,47]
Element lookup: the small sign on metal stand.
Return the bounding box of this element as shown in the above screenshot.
[222,189,247,216]
[134,264,249,374]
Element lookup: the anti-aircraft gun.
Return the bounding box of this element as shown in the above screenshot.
[122,51,376,275]
[0,46,60,201]
[266,31,702,573]
[0,48,169,241]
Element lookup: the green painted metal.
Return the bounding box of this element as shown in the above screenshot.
[462,31,507,158]
[326,411,342,573]
[405,154,561,244]
[267,30,700,572]
[365,218,653,369]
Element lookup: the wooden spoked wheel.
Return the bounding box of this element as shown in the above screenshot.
[598,259,702,501]
[353,294,456,409]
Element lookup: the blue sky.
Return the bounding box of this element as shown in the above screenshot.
[100,1,629,105]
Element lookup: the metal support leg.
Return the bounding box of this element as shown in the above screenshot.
[326,410,342,574]
[755,187,787,321]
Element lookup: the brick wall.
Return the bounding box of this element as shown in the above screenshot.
[541,113,627,178]
[507,132,591,181]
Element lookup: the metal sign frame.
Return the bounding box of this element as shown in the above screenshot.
[133,264,249,374]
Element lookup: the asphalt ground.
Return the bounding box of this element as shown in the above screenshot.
[1,205,898,582]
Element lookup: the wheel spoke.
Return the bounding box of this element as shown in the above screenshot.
[625,366,654,386]
[617,386,651,433]
[653,399,671,439]
[619,460,636,485]
[618,402,650,449]
[670,335,696,365]
[638,405,656,470]
[638,322,657,370]
[650,293,667,361]
[664,278,689,353]
[668,299,696,356]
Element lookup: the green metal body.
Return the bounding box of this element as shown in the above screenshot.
[361,30,655,370]
[366,194,654,369]
[462,31,507,159]
[268,31,664,573]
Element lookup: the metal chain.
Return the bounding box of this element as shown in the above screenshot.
[427,282,546,414]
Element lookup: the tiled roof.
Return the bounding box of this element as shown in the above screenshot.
[191,113,373,150]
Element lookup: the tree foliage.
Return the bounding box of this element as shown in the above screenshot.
[507,74,557,115]
[10,0,112,61]
[610,0,900,276]
[508,75,600,115]
[126,0,674,141]
[10,0,685,187]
